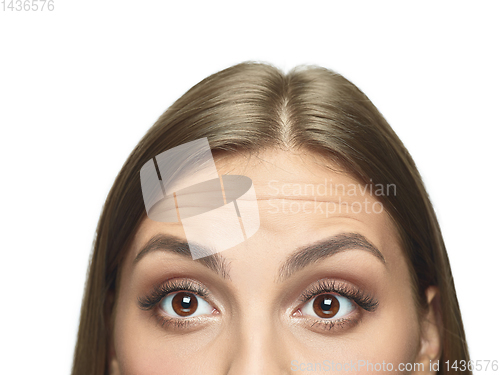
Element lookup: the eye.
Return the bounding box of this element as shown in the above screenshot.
[159,291,213,318]
[302,293,355,319]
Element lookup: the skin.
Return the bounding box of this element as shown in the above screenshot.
[110,148,441,374]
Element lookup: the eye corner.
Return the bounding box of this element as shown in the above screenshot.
[291,308,303,318]
[211,307,221,315]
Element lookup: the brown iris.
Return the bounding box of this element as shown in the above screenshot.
[312,294,340,318]
[171,292,198,316]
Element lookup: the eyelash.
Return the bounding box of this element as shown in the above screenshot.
[137,278,378,332]
[295,279,379,332]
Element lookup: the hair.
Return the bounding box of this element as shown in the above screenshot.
[72,61,470,374]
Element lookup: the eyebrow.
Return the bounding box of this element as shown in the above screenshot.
[133,233,231,280]
[276,232,386,282]
[134,232,385,283]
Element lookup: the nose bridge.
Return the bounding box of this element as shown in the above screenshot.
[225,313,292,375]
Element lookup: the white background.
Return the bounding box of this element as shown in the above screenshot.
[1,1,499,374]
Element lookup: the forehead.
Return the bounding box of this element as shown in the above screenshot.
[130,148,402,269]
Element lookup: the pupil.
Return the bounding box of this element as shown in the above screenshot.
[181,296,191,309]
[321,298,333,310]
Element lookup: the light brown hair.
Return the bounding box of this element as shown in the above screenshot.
[72,61,470,374]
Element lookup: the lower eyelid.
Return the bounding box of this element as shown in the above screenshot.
[298,308,364,332]
[153,308,221,331]
[311,316,361,332]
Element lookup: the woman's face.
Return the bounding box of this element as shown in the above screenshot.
[110,149,437,374]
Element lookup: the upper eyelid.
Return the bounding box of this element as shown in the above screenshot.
[161,278,209,294]
[296,280,378,311]
[298,280,358,300]
[300,289,347,303]
[138,279,211,310]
